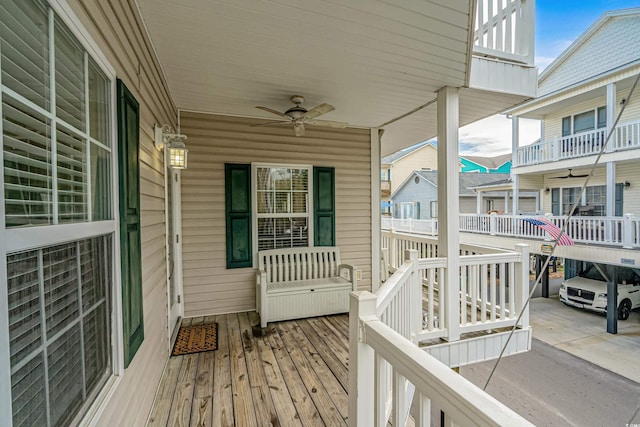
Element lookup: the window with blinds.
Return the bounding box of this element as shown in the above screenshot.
[1,1,116,426]
[255,166,310,250]
[7,236,112,427]
[1,0,112,228]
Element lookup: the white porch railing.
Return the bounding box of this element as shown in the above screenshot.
[473,0,535,65]
[514,121,640,166]
[349,244,532,426]
[384,215,640,249]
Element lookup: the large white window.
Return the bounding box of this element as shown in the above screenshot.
[1,1,116,425]
[254,165,312,250]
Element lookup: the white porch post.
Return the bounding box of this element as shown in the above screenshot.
[348,291,377,427]
[504,191,509,214]
[476,191,483,214]
[606,163,616,241]
[605,83,617,241]
[512,175,520,215]
[514,244,530,328]
[511,115,520,215]
[437,86,461,342]
[606,83,616,153]
[371,129,381,291]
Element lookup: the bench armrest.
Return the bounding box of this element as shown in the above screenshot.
[338,264,358,291]
[256,269,267,287]
[256,270,267,315]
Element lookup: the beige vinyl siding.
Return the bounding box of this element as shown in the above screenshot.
[616,163,640,214]
[390,145,439,193]
[66,1,176,426]
[180,113,372,317]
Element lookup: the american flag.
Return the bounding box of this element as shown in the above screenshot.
[524,217,575,246]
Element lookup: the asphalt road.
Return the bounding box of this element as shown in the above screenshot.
[459,338,640,427]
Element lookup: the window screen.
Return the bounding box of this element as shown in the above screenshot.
[256,166,310,250]
[561,117,571,137]
[597,106,607,129]
[8,236,112,427]
[573,111,595,133]
[1,0,112,228]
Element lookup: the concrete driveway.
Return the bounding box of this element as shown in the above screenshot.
[530,296,640,384]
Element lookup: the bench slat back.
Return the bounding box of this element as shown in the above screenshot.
[259,247,342,284]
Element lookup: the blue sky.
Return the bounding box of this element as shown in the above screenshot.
[457,0,640,156]
[536,0,640,70]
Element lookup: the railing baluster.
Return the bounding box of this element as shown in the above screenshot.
[481,264,488,324]
[499,263,506,319]
[470,264,478,324]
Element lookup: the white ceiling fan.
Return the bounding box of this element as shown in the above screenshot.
[252,95,348,136]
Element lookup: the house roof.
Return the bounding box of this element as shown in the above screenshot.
[381,141,436,164]
[390,171,511,198]
[538,8,640,96]
[461,153,512,169]
[507,7,640,117]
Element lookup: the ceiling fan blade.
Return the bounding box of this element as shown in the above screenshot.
[301,103,334,120]
[294,122,305,137]
[306,119,348,129]
[250,120,290,128]
[255,106,289,119]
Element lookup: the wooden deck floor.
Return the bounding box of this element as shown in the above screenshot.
[147,313,351,427]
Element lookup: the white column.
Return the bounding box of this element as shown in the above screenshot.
[371,129,381,291]
[605,163,616,249]
[504,192,509,214]
[606,163,616,218]
[476,191,483,214]
[437,86,461,342]
[511,116,520,215]
[606,83,616,153]
[348,291,377,427]
[605,83,617,241]
[512,175,520,215]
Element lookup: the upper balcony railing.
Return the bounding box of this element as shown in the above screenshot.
[514,120,640,167]
[474,0,535,65]
[383,214,640,249]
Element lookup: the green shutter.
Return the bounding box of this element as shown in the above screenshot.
[225,164,252,268]
[117,80,144,368]
[314,167,335,246]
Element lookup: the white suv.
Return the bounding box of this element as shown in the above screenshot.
[560,264,640,320]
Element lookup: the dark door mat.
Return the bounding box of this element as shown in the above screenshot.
[172,323,218,356]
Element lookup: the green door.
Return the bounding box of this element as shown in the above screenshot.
[117,80,144,367]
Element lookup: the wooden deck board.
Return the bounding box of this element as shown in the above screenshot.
[148,313,351,426]
[227,313,258,427]
[212,314,234,427]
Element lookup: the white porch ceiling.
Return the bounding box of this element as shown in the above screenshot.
[137,0,529,156]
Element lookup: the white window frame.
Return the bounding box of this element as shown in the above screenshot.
[561,105,607,137]
[251,163,314,266]
[0,1,123,426]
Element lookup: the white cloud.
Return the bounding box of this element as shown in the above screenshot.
[458,115,540,157]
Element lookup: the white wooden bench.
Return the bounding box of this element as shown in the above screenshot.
[256,246,357,328]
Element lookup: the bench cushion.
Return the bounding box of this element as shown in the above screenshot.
[267,277,352,294]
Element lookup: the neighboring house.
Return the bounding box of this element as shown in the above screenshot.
[460,153,512,173]
[0,1,536,426]
[381,146,512,213]
[381,141,441,200]
[390,172,537,219]
[506,8,640,302]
